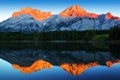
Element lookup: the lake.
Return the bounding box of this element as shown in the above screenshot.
[0,42,120,80]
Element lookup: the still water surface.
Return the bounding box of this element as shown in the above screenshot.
[0,42,120,80]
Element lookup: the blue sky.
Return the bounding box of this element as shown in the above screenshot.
[0,0,120,21]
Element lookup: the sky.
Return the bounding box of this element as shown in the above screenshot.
[0,0,120,22]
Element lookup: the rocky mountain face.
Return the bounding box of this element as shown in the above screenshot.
[12,60,52,74]
[105,12,120,20]
[12,8,52,21]
[0,49,119,75]
[0,5,120,32]
[0,49,116,66]
[60,5,99,18]
[0,14,42,32]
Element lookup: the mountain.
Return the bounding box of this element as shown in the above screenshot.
[0,49,119,74]
[60,62,98,75]
[60,5,99,18]
[0,14,42,32]
[105,12,120,20]
[0,5,120,32]
[42,13,120,31]
[12,60,52,73]
[0,49,116,66]
[60,5,120,20]
[12,8,52,21]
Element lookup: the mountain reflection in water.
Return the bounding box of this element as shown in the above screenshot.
[0,42,120,80]
[12,59,120,75]
[12,60,52,74]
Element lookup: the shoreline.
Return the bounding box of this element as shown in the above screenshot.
[0,40,120,44]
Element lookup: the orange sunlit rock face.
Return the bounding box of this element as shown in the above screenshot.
[12,59,120,75]
[12,60,52,73]
[106,60,120,67]
[12,6,120,21]
[12,8,52,21]
[106,12,120,20]
[60,62,99,75]
[59,5,99,18]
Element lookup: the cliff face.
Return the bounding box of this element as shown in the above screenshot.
[12,60,52,73]
[10,5,120,21]
[60,60,120,75]
[59,5,120,20]
[59,5,99,18]
[12,8,52,21]
[60,62,98,75]
[0,5,119,32]
[12,59,120,75]
[0,48,120,74]
[106,60,120,67]
[105,12,120,20]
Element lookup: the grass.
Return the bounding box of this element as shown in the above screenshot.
[94,34,109,41]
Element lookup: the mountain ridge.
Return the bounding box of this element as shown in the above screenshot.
[12,7,52,21]
[12,5,120,21]
[59,5,99,18]
[0,5,120,32]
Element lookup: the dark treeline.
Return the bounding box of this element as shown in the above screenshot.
[109,25,120,40]
[0,30,109,41]
[0,25,119,41]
